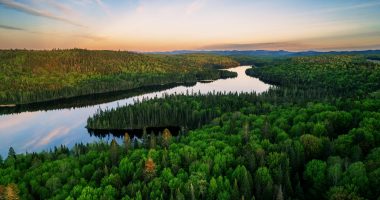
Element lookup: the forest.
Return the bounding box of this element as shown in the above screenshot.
[88,55,380,130]
[0,49,238,105]
[245,55,380,97]
[1,54,380,199]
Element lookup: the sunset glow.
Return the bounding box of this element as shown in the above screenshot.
[1,0,380,51]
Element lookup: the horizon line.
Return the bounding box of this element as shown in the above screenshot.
[1,48,380,53]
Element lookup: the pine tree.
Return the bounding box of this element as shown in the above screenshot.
[275,185,284,200]
[231,179,240,200]
[176,188,185,200]
[162,128,172,148]
[144,157,156,181]
[142,128,149,148]
[242,170,252,200]
[150,133,157,149]
[110,139,119,166]
[8,147,16,159]
[190,183,196,200]
[255,167,273,200]
[227,117,237,134]
[208,177,218,198]
[104,165,109,176]
[294,180,304,200]
[124,132,131,153]
[261,117,271,140]
[162,149,169,168]
[243,121,250,144]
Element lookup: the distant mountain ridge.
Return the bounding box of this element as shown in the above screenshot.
[149,49,380,56]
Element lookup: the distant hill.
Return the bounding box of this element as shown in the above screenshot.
[150,49,380,56]
[0,49,239,104]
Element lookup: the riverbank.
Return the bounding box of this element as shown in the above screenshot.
[0,104,16,107]
[0,70,237,115]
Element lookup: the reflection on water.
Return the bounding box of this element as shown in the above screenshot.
[0,82,197,115]
[0,66,271,157]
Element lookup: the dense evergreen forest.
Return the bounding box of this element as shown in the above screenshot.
[88,55,380,130]
[245,55,380,96]
[0,49,238,105]
[1,54,380,199]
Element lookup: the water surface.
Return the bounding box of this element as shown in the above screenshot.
[0,66,271,157]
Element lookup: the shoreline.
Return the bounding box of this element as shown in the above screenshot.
[0,67,240,108]
[0,104,16,107]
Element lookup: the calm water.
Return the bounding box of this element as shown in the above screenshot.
[0,66,271,157]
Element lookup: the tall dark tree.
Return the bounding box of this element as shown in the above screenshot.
[7,147,16,159]
[124,132,131,153]
[110,139,119,166]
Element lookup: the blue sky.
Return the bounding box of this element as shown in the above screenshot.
[0,0,380,51]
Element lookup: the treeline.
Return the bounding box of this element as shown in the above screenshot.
[86,85,339,131]
[228,55,280,67]
[246,55,380,97]
[0,82,192,115]
[1,97,380,199]
[0,49,239,104]
[87,92,261,130]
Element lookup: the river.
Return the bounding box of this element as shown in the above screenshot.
[0,66,271,157]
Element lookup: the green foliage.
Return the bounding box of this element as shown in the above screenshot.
[255,167,273,200]
[304,160,327,198]
[0,49,239,104]
[3,96,380,199]
[1,54,380,199]
[246,55,380,97]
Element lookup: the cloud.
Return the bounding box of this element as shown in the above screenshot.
[0,23,47,34]
[306,30,380,41]
[37,0,76,15]
[0,23,104,40]
[75,34,107,41]
[37,127,71,146]
[0,112,40,130]
[21,126,70,149]
[322,1,380,13]
[0,24,26,31]
[0,0,85,27]
[201,29,380,51]
[298,1,380,16]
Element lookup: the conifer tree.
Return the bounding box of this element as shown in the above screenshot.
[144,157,156,181]
[8,147,16,159]
[162,128,172,148]
[124,132,131,153]
[110,139,119,166]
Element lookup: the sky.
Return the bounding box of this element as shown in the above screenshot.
[0,0,380,51]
